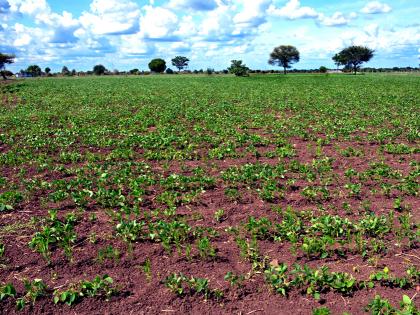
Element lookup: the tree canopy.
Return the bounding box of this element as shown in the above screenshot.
[26,65,42,77]
[333,46,374,74]
[0,53,15,80]
[62,66,70,76]
[268,45,300,74]
[93,64,107,75]
[227,60,249,77]
[148,59,166,73]
[171,56,189,72]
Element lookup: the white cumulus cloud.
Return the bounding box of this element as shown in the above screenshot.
[79,0,140,35]
[361,1,391,14]
[139,5,179,40]
[318,12,357,27]
[268,0,318,20]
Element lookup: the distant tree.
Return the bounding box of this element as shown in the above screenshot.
[166,68,174,74]
[171,56,189,72]
[148,59,166,73]
[26,65,42,77]
[71,69,76,76]
[206,68,214,75]
[268,45,300,74]
[333,46,374,74]
[0,53,15,80]
[227,60,249,77]
[62,66,70,76]
[129,68,139,75]
[319,66,327,73]
[45,67,51,75]
[2,70,13,77]
[93,64,107,75]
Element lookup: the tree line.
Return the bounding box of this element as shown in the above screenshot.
[1,44,406,80]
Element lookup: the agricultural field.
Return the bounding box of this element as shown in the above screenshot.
[0,74,419,314]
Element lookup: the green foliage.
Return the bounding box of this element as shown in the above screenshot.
[333,46,374,74]
[1,74,419,314]
[164,273,223,301]
[268,45,300,73]
[17,279,47,310]
[97,245,120,264]
[53,275,116,305]
[365,295,418,315]
[312,307,331,315]
[148,58,166,73]
[28,210,77,263]
[197,236,216,260]
[0,283,16,301]
[26,65,42,77]
[227,60,249,77]
[264,263,290,296]
[0,53,14,79]
[319,66,328,74]
[93,64,107,75]
[171,56,189,71]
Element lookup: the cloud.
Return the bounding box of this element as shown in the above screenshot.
[0,0,10,14]
[6,0,49,16]
[361,1,391,14]
[318,12,357,27]
[140,5,179,40]
[118,33,156,56]
[38,11,81,43]
[79,0,140,35]
[268,0,318,20]
[168,0,219,11]
[233,0,271,28]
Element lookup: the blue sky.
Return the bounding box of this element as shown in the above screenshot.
[1,0,419,72]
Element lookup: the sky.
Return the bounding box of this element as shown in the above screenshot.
[0,0,419,72]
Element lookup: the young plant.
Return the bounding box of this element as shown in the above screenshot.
[214,209,225,222]
[53,275,116,306]
[28,210,78,263]
[16,279,48,310]
[197,237,216,260]
[0,283,16,301]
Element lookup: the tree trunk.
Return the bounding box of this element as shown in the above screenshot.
[1,71,7,80]
[283,67,286,75]
[353,65,357,75]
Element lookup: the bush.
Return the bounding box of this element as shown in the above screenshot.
[319,66,328,73]
[166,68,174,74]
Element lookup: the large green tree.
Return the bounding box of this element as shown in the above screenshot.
[333,46,374,74]
[93,64,107,75]
[26,65,42,77]
[171,56,189,72]
[268,45,300,74]
[148,58,166,73]
[227,60,249,77]
[0,53,15,80]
